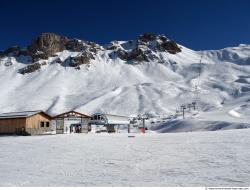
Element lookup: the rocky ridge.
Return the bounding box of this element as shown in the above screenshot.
[107,33,181,63]
[0,32,181,74]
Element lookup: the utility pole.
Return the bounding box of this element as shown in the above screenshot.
[180,105,186,119]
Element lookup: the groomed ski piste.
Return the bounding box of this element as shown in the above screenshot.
[0,129,250,186]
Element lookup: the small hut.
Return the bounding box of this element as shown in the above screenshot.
[0,110,52,135]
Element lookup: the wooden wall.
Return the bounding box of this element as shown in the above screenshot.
[26,113,51,129]
[0,118,26,134]
[0,113,52,134]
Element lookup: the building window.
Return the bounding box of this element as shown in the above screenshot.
[46,122,50,127]
[40,122,45,127]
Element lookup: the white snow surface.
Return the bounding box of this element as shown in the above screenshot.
[0,129,250,186]
[1,42,250,131]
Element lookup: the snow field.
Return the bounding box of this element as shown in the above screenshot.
[0,129,250,186]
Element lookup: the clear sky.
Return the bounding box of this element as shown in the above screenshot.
[0,0,250,50]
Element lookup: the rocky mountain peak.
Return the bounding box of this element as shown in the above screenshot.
[137,33,181,54]
[0,32,182,73]
[27,33,69,61]
[138,33,158,42]
[108,33,182,63]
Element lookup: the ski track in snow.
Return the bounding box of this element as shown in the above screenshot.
[0,129,250,186]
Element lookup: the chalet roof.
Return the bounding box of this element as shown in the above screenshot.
[52,110,91,119]
[0,110,52,119]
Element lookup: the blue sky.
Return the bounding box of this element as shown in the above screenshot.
[0,0,250,50]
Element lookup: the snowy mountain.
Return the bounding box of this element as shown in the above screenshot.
[0,32,250,131]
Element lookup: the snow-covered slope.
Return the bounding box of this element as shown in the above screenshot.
[1,130,250,186]
[0,33,250,131]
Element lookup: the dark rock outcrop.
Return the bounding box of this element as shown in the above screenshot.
[66,39,87,52]
[127,48,150,62]
[116,49,129,60]
[158,40,181,54]
[86,41,102,54]
[27,33,69,61]
[139,33,157,42]
[107,44,118,50]
[4,61,13,66]
[66,52,93,67]
[138,33,181,54]
[19,62,41,74]
[66,39,102,54]
[114,48,158,62]
[27,33,101,62]
[1,32,181,72]
[106,41,120,51]
[51,57,63,65]
[109,33,181,63]
[159,35,168,42]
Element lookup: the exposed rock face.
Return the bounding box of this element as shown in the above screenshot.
[18,62,41,74]
[137,33,181,54]
[158,40,182,54]
[26,33,101,63]
[109,33,181,63]
[27,33,69,61]
[88,41,102,54]
[66,39,102,54]
[66,39,87,52]
[51,57,63,65]
[64,52,93,67]
[106,44,117,50]
[1,32,182,73]
[138,33,157,42]
[129,48,149,62]
[4,61,13,66]
[116,49,128,60]
[69,54,90,67]
[106,41,121,50]
[111,48,157,63]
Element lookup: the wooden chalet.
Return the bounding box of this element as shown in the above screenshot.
[0,110,53,135]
